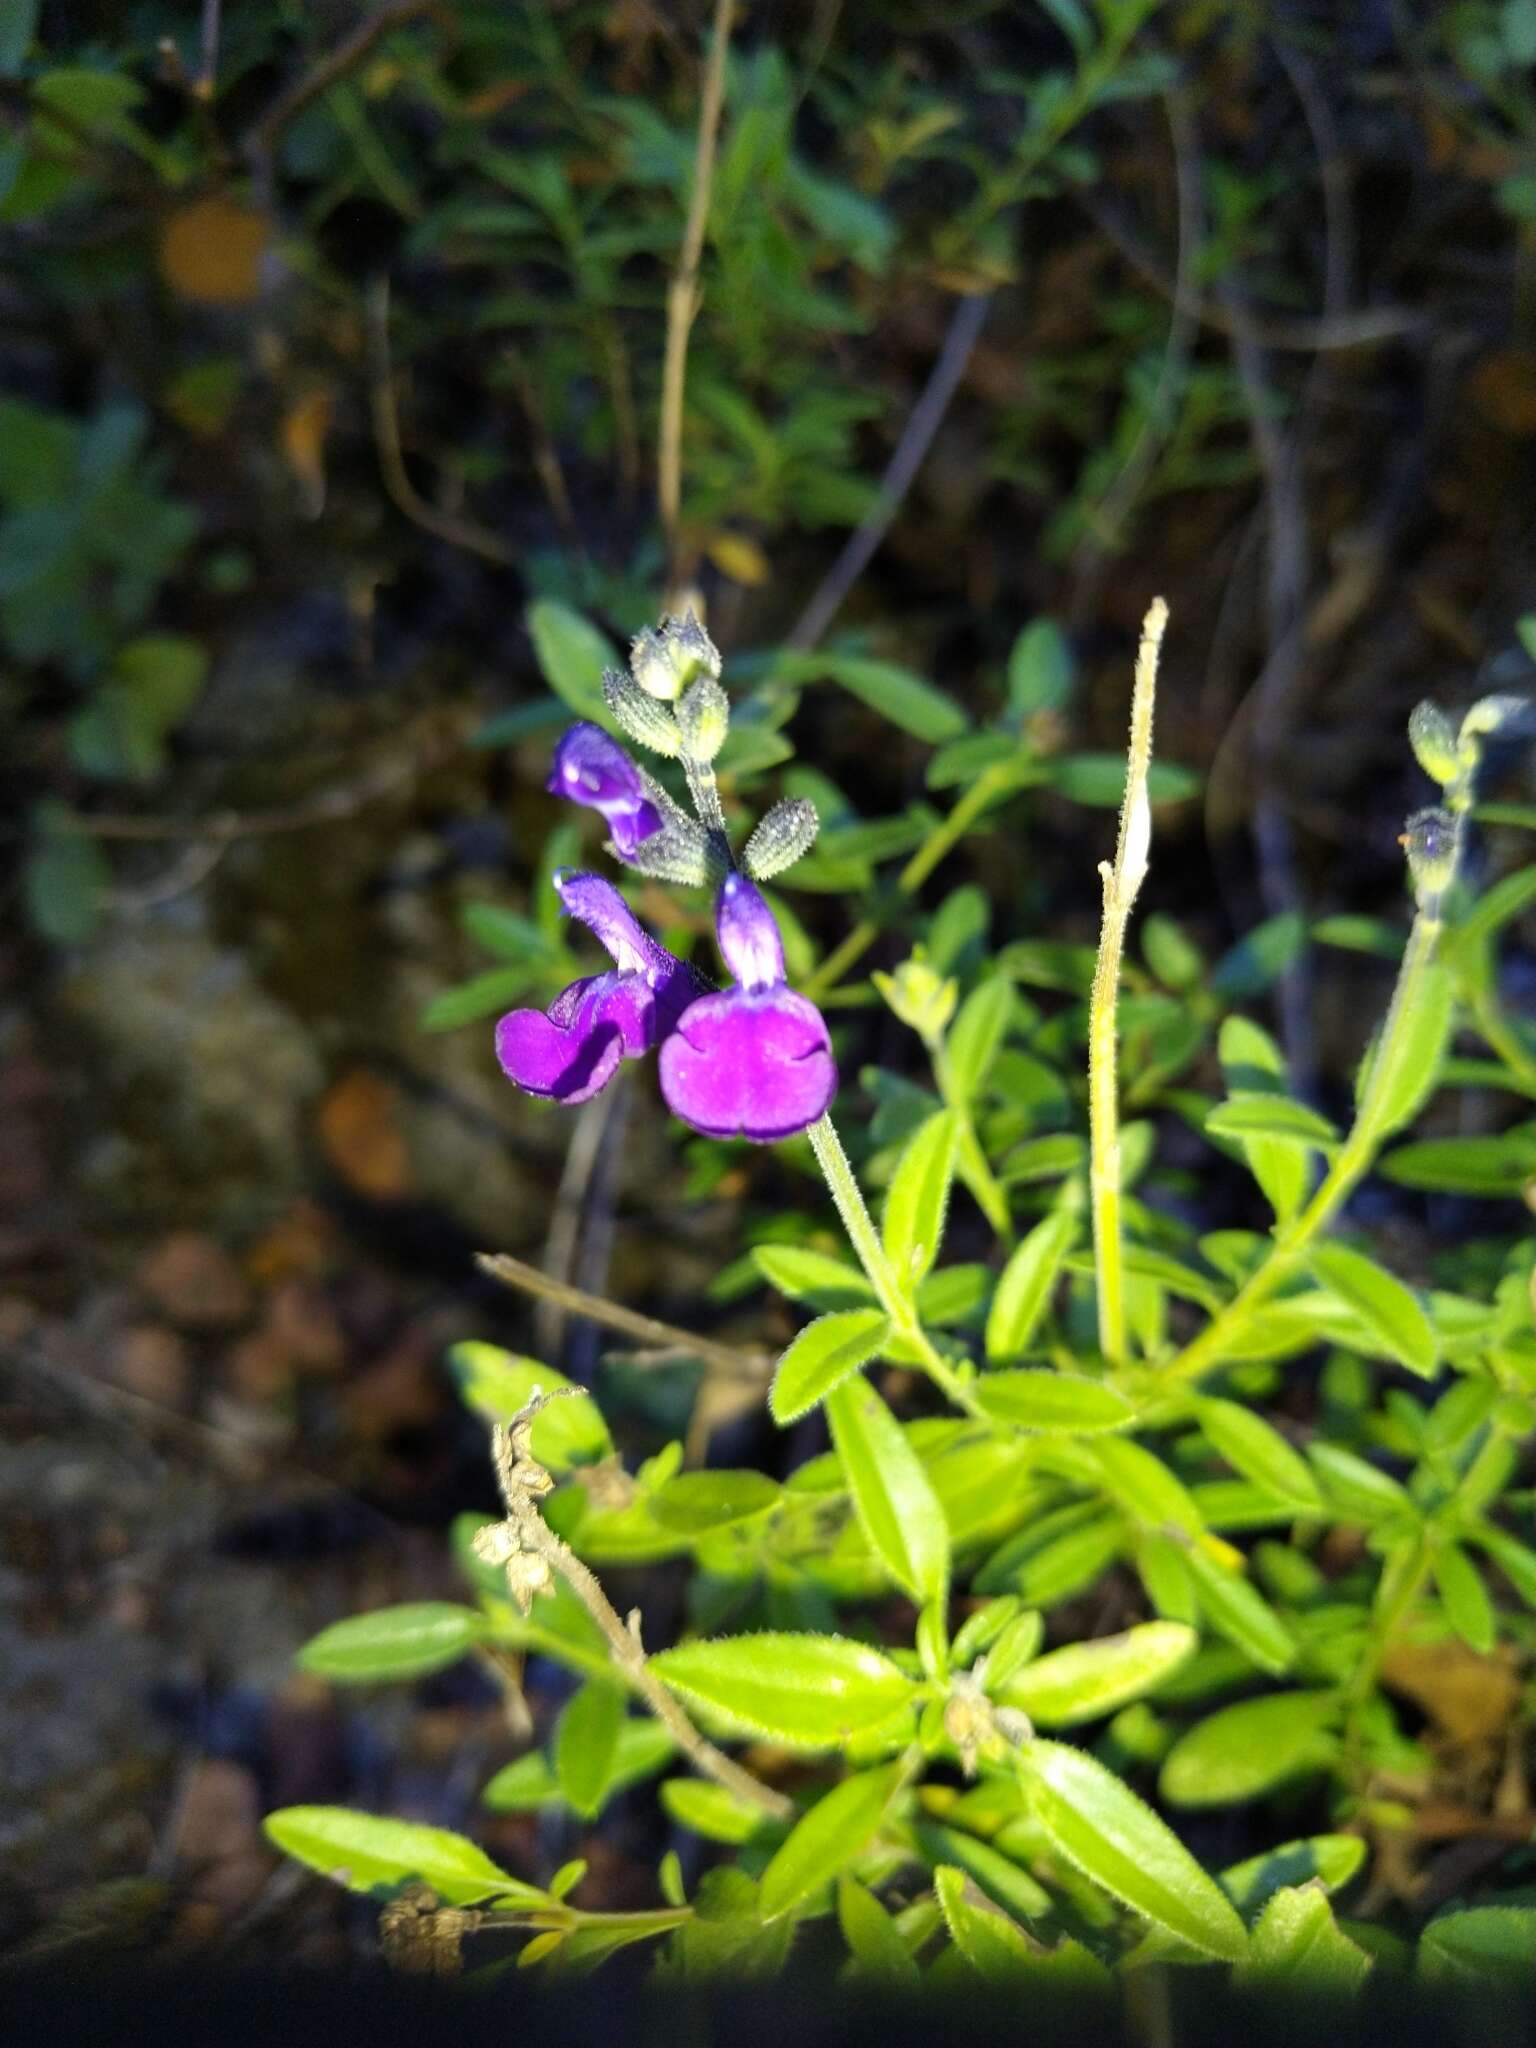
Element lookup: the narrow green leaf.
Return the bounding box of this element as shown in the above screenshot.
[838,1875,921,1987]
[1007,618,1074,715]
[1220,1835,1367,1916]
[1023,1741,1249,1959]
[486,1720,674,1813]
[1355,959,1453,1138]
[827,1377,950,1604]
[1182,1548,1296,1675]
[647,1633,917,1750]
[1308,1244,1438,1378]
[994,1622,1195,1727]
[296,1602,486,1684]
[421,967,539,1032]
[787,651,969,742]
[651,1470,781,1533]
[882,1109,960,1291]
[659,1777,769,1844]
[975,1370,1134,1434]
[1236,1885,1371,1994]
[1193,1398,1322,1512]
[754,1244,875,1309]
[933,1865,1041,1977]
[1160,1692,1340,1807]
[945,977,1015,1100]
[1307,1443,1413,1524]
[263,1808,544,1908]
[1417,1907,1536,1988]
[525,598,614,723]
[1380,1128,1536,1196]
[555,1681,625,1819]
[984,1211,1076,1362]
[769,1308,891,1424]
[760,1761,905,1920]
[1206,1097,1341,1148]
[1433,1542,1495,1652]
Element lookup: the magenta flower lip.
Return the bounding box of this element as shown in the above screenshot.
[495,871,701,1107]
[547,722,663,858]
[659,874,836,1143]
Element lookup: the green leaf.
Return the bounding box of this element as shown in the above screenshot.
[263,1808,544,1908]
[882,1109,960,1290]
[994,1622,1195,1727]
[1023,1741,1249,1959]
[932,1865,1042,1978]
[838,1875,920,1987]
[913,1818,1052,1922]
[1216,1016,1306,1222]
[1236,1885,1371,1994]
[1308,1245,1438,1378]
[785,651,969,742]
[1211,914,1307,1000]
[659,1777,769,1844]
[1433,1542,1495,1652]
[525,599,616,723]
[1355,959,1453,1138]
[460,903,557,964]
[448,1344,612,1471]
[555,1680,625,1819]
[647,1633,917,1750]
[754,1244,876,1309]
[1007,619,1073,716]
[1181,1548,1296,1675]
[420,966,540,1031]
[984,1210,1076,1362]
[974,1370,1134,1434]
[827,1376,950,1605]
[945,977,1015,1100]
[1206,1097,1340,1148]
[1307,1443,1412,1524]
[1047,755,1200,806]
[1220,1835,1367,1916]
[1380,1128,1536,1196]
[769,1308,891,1424]
[1160,1692,1340,1807]
[759,1760,905,1920]
[0,0,38,79]
[1193,1398,1322,1512]
[651,1469,781,1533]
[296,1602,486,1684]
[1417,1907,1536,1988]
[23,815,108,943]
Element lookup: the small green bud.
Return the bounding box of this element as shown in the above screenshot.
[742,797,819,881]
[612,816,716,886]
[629,609,721,702]
[602,666,682,758]
[873,949,958,1040]
[1407,701,1459,786]
[675,675,730,762]
[1402,804,1457,905]
[1457,692,1529,781]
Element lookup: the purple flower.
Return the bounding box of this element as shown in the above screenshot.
[547,723,663,858]
[496,872,701,1106]
[659,874,836,1143]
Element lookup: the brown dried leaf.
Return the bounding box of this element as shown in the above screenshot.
[317,1071,410,1201]
[158,197,270,306]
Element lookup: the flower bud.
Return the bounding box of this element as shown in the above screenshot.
[547,723,662,857]
[602,666,682,758]
[675,675,730,762]
[1460,692,1528,744]
[616,817,716,887]
[873,949,958,1040]
[1407,701,1459,787]
[629,610,721,702]
[1402,805,1457,906]
[743,797,819,881]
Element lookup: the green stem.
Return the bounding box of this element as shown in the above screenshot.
[801,760,1032,1003]
[1161,909,1445,1391]
[807,1112,984,1419]
[929,1033,1014,1246]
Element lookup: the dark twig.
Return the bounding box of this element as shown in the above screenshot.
[476,1252,769,1382]
[786,292,993,651]
[244,0,436,166]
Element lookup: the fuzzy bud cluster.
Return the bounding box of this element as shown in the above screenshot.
[873,949,958,1041]
[629,611,721,703]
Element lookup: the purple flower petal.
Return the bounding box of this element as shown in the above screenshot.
[548,723,662,857]
[713,873,784,992]
[497,972,658,1105]
[659,986,836,1142]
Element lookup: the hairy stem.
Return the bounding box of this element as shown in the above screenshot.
[1089,598,1167,1365]
[806,1113,984,1419]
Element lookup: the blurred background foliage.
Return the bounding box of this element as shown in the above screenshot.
[4,0,1536,1974]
